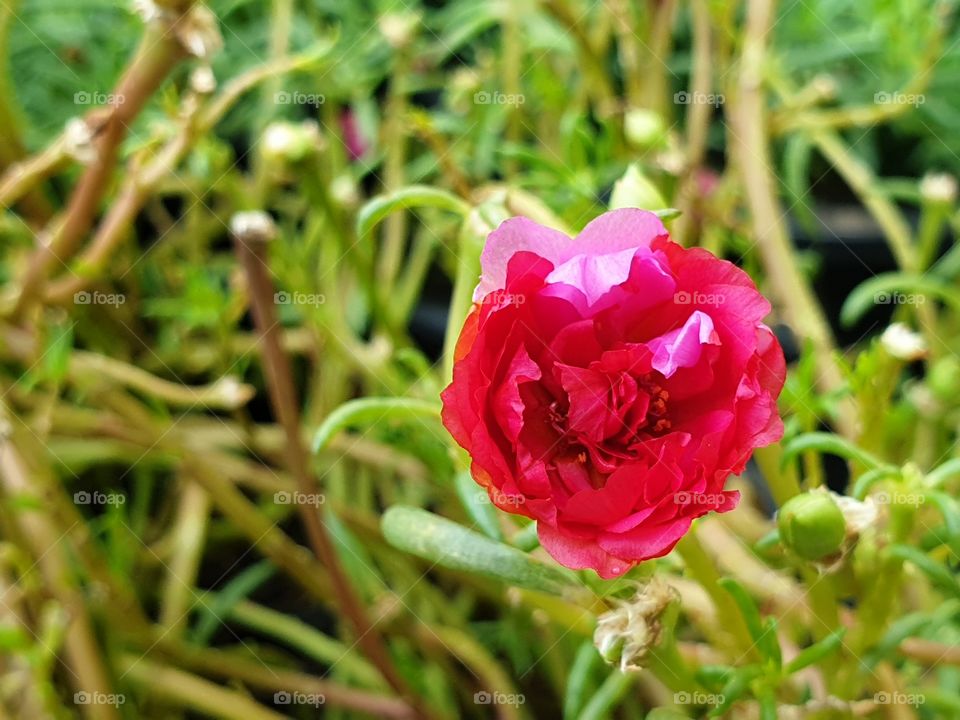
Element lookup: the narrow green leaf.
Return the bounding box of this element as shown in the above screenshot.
[654,207,682,221]
[852,466,902,499]
[926,458,960,489]
[889,545,960,598]
[717,578,764,644]
[563,641,600,720]
[311,397,441,453]
[44,323,74,384]
[864,601,960,667]
[356,185,470,239]
[784,627,846,675]
[577,670,634,720]
[192,560,275,644]
[381,506,576,594]
[454,470,503,542]
[781,432,886,471]
[840,272,960,327]
[709,666,761,717]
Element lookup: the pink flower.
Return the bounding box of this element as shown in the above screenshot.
[441,209,785,578]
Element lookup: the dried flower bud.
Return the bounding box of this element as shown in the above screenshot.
[593,576,678,672]
[833,493,878,540]
[230,211,277,244]
[881,323,928,361]
[176,4,223,59]
[778,490,846,561]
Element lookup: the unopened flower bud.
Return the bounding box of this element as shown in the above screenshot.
[928,355,960,402]
[63,118,97,165]
[190,65,216,95]
[176,4,223,60]
[778,490,846,561]
[262,121,321,165]
[379,12,420,49]
[230,211,277,244]
[610,164,667,212]
[209,376,255,409]
[593,576,678,672]
[920,172,957,206]
[624,108,666,149]
[881,323,928,361]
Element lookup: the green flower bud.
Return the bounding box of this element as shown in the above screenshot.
[261,121,321,165]
[928,355,960,402]
[610,164,667,212]
[624,108,666,149]
[778,491,846,561]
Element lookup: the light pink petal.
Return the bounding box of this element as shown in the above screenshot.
[576,208,668,255]
[546,247,639,305]
[475,218,571,301]
[646,310,720,378]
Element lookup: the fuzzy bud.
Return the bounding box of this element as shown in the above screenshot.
[881,323,928,361]
[593,576,678,672]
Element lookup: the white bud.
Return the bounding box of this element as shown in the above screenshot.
[920,173,957,205]
[593,576,677,672]
[624,108,666,149]
[262,121,321,164]
[230,211,277,243]
[176,4,223,59]
[881,323,928,361]
[379,12,420,49]
[63,118,97,165]
[210,376,255,408]
[190,65,216,94]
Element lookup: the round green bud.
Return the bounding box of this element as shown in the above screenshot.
[928,355,960,403]
[624,108,666,149]
[777,491,846,561]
